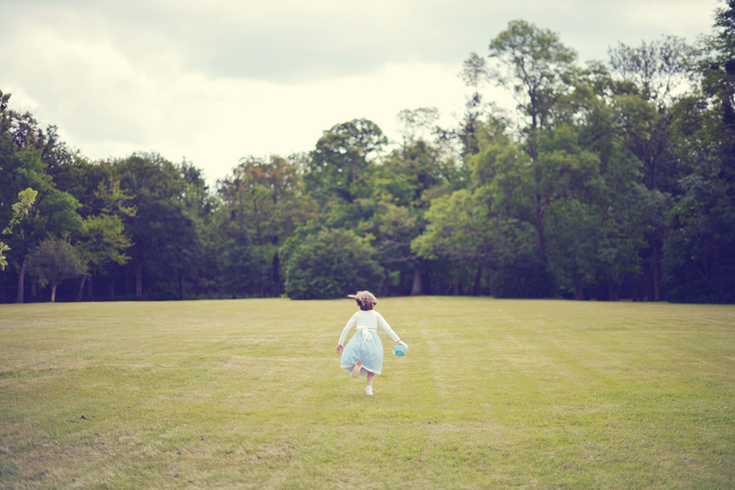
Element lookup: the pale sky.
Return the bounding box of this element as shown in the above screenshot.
[1,0,720,186]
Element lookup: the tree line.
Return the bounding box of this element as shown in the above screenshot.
[2,5,734,304]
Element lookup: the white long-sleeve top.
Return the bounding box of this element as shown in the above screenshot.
[338,310,401,346]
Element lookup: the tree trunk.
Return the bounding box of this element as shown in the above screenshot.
[410,265,422,296]
[381,268,391,297]
[472,264,483,296]
[108,277,114,299]
[88,275,93,301]
[608,278,614,301]
[534,214,548,267]
[30,280,37,303]
[76,275,86,302]
[136,261,144,301]
[16,258,26,303]
[573,266,584,300]
[51,282,58,303]
[653,236,662,301]
[272,251,281,297]
[178,273,185,301]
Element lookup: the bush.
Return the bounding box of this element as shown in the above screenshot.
[284,228,383,300]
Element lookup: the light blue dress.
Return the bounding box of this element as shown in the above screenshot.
[338,310,400,376]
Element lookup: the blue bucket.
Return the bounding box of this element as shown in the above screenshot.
[393,344,407,357]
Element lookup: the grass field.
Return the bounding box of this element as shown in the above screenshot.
[0,297,734,489]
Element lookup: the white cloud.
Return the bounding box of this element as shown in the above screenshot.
[74,62,476,183]
[1,0,719,186]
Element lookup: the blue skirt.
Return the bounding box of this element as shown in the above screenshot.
[340,329,384,375]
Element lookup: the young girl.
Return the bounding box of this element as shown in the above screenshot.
[335,290,407,396]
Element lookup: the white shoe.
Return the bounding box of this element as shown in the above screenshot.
[365,386,373,396]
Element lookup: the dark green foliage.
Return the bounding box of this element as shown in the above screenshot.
[662,175,735,303]
[139,198,200,300]
[214,155,316,298]
[662,233,735,303]
[662,0,735,304]
[490,253,554,299]
[218,221,268,298]
[110,153,204,301]
[284,228,383,300]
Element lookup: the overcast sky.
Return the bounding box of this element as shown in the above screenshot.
[1,0,720,186]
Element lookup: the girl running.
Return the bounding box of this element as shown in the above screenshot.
[335,291,407,395]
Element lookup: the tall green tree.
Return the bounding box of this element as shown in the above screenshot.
[305,118,386,207]
[112,153,201,301]
[0,92,84,302]
[608,35,688,108]
[467,20,584,268]
[663,0,735,302]
[216,154,316,297]
[367,109,458,295]
[27,237,87,302]
[412,187,531,296]
[543,94,649,301]
[454,22,650,299]
[607,36,690,300]
[74,179,134,300]
[484,20,577,143]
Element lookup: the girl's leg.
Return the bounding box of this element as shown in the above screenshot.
[352,360,363,378]
[365,372,375,395]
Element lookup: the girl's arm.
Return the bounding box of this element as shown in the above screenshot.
[375,312,401,343]
[337,313,357,348]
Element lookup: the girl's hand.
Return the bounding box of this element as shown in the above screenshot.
[335,345,344,354]
[397,340,408,350]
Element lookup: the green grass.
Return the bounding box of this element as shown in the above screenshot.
[0,297,734,489]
